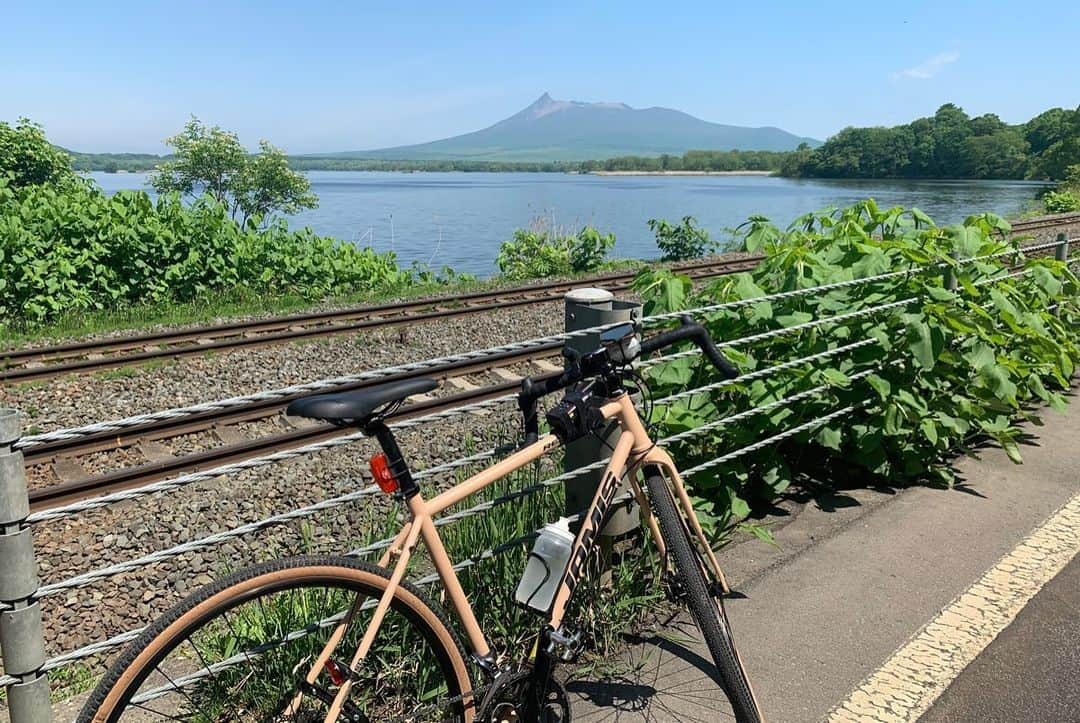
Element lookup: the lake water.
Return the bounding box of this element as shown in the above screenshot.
[91,172,1047,276]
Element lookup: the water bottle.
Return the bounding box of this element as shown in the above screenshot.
[515,518,576,613]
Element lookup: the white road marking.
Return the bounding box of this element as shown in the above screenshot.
[826,492,1080,722]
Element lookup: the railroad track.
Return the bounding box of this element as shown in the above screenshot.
[25,347,564,512]
[1009,211,1080,235]
[2,256,760,385]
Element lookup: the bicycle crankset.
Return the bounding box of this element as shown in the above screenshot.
[477,669,570,723]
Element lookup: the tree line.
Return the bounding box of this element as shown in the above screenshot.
[57,102,1080,181]
[780,104,1080,180]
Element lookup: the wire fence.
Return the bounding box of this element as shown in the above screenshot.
[0,235,1076,698]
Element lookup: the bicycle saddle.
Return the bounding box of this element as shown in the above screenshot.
[286,377,438,425]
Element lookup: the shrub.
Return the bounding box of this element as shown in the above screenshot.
[1042,190,1080,213]
[647,215,714,261]
[637,201,1079,538]
[0,118,76,189]
[0,178,408,325]
[496,222,615,280]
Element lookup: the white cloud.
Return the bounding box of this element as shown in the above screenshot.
[891,51,960,80]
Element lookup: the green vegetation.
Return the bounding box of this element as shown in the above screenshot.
[1,118,77,188]
[0,120,410,329]
[0,177,405,326]
[68,152,787,175]
[637,201,1079,536]
[580,149,786,173]
[68,151,163,173]
[647,216,716,261]
[1040,164,1080,213]
[496,221,616,280]
[782,104,1080,180]
[151,117,318,226]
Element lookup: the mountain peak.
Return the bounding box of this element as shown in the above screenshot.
[520,93,632,119]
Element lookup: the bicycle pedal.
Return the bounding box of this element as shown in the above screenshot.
[546,624,585,662]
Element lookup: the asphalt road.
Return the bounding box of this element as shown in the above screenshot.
[920,554,1080,723]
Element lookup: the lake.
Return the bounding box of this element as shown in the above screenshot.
[90,172,1048,276]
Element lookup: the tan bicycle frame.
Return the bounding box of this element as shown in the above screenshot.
[300,391,731,722]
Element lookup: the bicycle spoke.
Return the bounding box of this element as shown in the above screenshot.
[151,663,211,721]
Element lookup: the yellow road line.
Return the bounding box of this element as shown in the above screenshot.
[826,492,1080,723]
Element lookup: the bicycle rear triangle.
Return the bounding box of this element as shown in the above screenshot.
[80,318,764,723]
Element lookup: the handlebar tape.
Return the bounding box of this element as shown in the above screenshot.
[639,316,739,379]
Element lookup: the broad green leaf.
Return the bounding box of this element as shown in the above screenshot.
[866,373,891,400]
[818,425,842,450]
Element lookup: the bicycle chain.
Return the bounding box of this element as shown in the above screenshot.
[385,682,495,723]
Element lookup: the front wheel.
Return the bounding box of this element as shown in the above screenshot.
[645,474,764,723]
[79,555,475,722]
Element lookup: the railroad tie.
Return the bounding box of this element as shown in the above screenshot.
[52,457,91,482]
[491,368,523,383]
[212,425,248,446]
[532,359,562,373]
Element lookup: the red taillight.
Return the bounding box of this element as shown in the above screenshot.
[324,658,348,687]
[369,453,399,494]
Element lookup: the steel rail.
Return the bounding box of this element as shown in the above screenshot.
[0,257,760,383]
[21,342,563,465]
[26,373,548,513]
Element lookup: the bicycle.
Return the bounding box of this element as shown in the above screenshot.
[79,318,764,722]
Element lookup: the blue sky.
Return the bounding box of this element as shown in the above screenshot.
[2,1,1077,154]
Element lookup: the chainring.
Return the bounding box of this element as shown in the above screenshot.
[476,669,570,723]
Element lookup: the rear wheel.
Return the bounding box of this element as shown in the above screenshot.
[79,555,474,722]
[645,474,763,723]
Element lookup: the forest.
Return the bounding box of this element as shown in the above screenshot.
[780,104,1080,180]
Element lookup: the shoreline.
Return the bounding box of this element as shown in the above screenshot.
[588,170,774,177]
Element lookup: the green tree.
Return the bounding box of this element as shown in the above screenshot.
[1029,107,1080,179]
[648,216,714,260]
[151,117,317,226]
[961,129,1030,179]
[0,118,76,188]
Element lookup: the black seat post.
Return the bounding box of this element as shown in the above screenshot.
[364,420,420,499]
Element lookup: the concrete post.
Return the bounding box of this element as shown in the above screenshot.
[0,409,51,722]
[563,289,643,537]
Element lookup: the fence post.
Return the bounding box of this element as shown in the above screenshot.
[0,409,51,723]
[944,250,959,292]
[563,289,642,538]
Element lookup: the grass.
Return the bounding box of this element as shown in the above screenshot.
[48,664,98,702]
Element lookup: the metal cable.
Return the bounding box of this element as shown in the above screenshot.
[26,295,915,527]
[14,238,1062,453]
[39,351,882,598]
[26,394,517,526]
[12,263,928,451]
[680,399,875,477]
